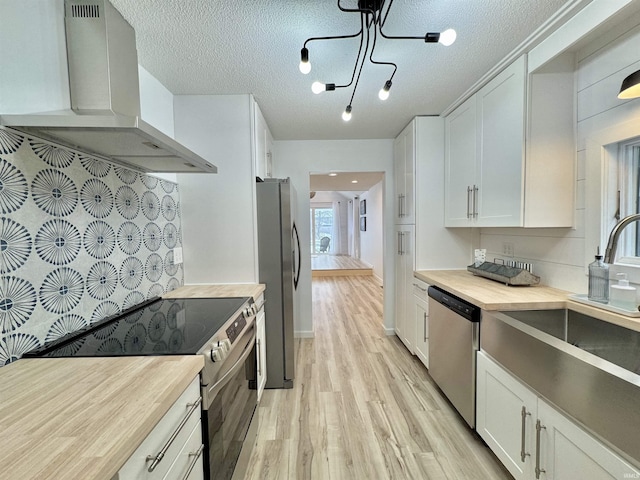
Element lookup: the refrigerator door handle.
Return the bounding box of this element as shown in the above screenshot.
[292,222,301,290]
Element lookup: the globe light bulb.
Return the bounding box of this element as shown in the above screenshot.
[311,81,325,94]
[439,29,457,46]
[378,80,392,101]
[299,60,311,74]
[299,47,311,74]
[342,106,352,122]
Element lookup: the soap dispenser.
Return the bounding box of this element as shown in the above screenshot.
[610,273,637,311]
[588,248,609,303]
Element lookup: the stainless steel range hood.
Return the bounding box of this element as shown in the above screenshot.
[0,0,216,174]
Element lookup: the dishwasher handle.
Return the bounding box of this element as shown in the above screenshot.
[428,285,480,322]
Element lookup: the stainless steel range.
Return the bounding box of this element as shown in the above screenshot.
[23,295,263,480]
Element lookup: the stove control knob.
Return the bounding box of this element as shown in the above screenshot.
[210,346,225,363]
[220,339,232,352]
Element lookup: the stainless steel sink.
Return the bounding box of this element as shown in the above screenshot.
[503,308,640,375]
[481,308,640,467]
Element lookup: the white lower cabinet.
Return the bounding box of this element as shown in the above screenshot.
[256,305,267,402]
[394,224,415,353]
[477,352,640,480]
[114,375,204,480]
[412,279,429,368]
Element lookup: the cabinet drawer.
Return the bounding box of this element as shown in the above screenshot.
[412,280,429,305]
[162,423,204,480]
[117,376,201,480]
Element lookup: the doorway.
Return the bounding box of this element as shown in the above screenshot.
[309,172,384,281]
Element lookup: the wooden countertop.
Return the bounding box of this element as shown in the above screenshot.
[414,270,569,310]
[0,355,203,480]
[415,269,640,332]
[163,283,265,301]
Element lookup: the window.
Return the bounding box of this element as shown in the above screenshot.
[310,205,333,254]
[612,139,640,261]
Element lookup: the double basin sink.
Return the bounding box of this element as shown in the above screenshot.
[482,307,640,466]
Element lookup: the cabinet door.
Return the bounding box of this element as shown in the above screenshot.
[394,133,406,223]
[445,96,477,226]
[476,55,526,227]
[403,122,415,224]
[476,352,537,480]
[394,225,415,353]
[256,310,267,401]
[412,281,429,368]
[536,400,640,480]
[393,121,415,225]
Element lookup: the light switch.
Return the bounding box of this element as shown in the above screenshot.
[173,247,183,264]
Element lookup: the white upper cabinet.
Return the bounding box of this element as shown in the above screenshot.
[393,121,415,224]
[253,102,274,180]
[445,53,575,228]
[476,55,526,226]
[445,96,477,226]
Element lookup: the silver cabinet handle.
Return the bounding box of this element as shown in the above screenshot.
[146,396,202,472]
[521,406,531,463]
[467,186,472,219]
[257,338,262,376]
[473,185,479,219]
[397,194,403,218]
[400,194,406,217]
[401,232,406,255]
[423,312,427,342]
[412,283,427,292]
[180,444,204,480]
[397,232,402,255]
[535,419,546,479]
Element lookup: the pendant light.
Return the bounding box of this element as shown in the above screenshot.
[618,70,640,99]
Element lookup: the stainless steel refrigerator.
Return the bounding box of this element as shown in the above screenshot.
[256,178,300,389]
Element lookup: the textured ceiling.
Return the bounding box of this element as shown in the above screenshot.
[110,0,577,140]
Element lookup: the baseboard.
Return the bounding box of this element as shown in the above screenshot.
[383,326,396,336]
[294,330,315,338]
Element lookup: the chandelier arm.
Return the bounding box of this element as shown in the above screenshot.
[348,12,372,107]
[333,14,366,89]
[303,28,362,49]
[378,0,394,28]
[368,14,397,81]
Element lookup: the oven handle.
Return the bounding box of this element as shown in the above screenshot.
[146,396,202,472]
[206,328,256,406]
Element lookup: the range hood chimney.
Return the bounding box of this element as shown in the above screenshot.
[0,0,216,174]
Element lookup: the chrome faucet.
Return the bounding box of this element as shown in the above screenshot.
[603,213,640,263]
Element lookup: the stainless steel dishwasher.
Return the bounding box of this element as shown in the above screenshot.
[428,285,480,429]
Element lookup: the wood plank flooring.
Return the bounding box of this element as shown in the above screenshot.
[245,275,512,480]
[311,254,372,270]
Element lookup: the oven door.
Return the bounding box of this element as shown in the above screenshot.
[202,323,257,480]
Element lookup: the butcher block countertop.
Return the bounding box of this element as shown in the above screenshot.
[0,355,203,480]
[163,283,265,301]
[415,269,640,333]
[414,270,569,310]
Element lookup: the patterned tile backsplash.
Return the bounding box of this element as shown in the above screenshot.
[0,127,184,365]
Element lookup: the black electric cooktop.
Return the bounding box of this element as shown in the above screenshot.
[24,297,250,358]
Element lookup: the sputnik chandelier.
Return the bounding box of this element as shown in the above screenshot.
[298,0,456,122]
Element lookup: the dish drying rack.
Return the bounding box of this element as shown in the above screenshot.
[467,259,540,286]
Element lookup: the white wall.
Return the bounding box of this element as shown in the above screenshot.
[479,17,640,294]
[360,180,384,283]
[175,95,258,284]
[273,140,395,335]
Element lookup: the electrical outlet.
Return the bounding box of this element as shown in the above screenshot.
[173,247,183,264]
[502,242,515,257]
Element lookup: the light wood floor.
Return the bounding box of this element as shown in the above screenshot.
[245,275,512,480]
